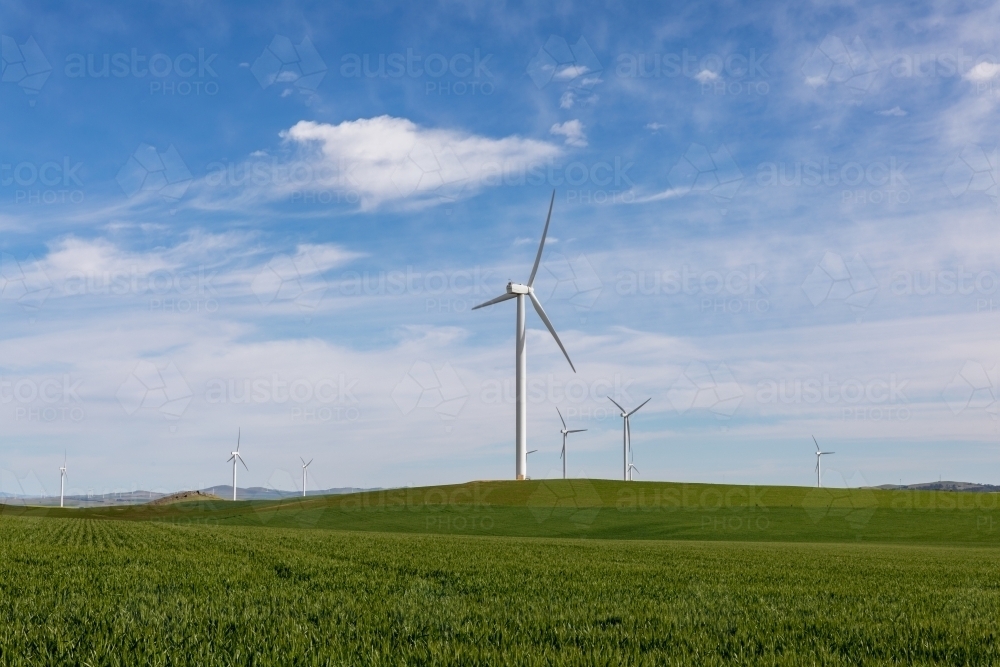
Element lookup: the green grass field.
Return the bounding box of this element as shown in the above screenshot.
[2,480,999,664]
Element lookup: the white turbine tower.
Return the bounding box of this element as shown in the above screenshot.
[813,435,835,488]
[300,457,313,497]
[228,429,247,501]
[609,397,650,481]
[59,452,67,508]
[473,191,576,480]
[556,407,586,480]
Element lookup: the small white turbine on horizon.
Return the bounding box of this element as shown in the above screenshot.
[813,435,835,488]
[228,428,247,501]
[609,397,650,481]
[473,191,576,480]
[59,452,67,508]
[300,457,313,497]
[556,407,586,480]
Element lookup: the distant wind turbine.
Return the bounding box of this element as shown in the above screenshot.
[813,436,834,488]
[627,461,640,481]
[609,397,651,481]
[473,191,576,480]
[525,449,538,480]
[300,457,313,497]
[228,429,247,501]
[59,452,67,508]
[556,407,586,480]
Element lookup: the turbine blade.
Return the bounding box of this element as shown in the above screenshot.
[556,406,567,429]
[568,429,587,433]
[529,292,574,372]
[307,459,313,467]
[812,435,819,452]
[823,451,835,455]
[472,292,517,310]
[608,396,626,413]
[527,190,555,287]
[527,449,538,454]
[237,428,241,452]
[300,457,305,465]
[628,397,652,416]
[240,456,248,471]
[228,455,235,462]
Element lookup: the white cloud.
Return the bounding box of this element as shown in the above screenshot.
[554,64,590,81]
[645,122,666,132]
[280,116,562,210]
[549,120,588,147]
[694,69,719,83]
[964,61,1000,82]
[559,91,575,109]
[877,106,907,116]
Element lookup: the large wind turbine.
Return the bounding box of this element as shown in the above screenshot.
[609,397,651,481]
[473,191,576,480]
[813,436,835,488]
[59,452,67,508]
[228,429,247,501]
[556,407,586,480]
[300,457,313,497]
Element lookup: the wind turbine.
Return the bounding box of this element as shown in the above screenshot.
[627,461,640,481]
[525,449,538,480]
[813,436,835,488]
[59,452,67,508]
[473,191,576,480]
[300,457,313,497]
[609,397,651,481]
[227,429,247,501]
[556,407,586,480]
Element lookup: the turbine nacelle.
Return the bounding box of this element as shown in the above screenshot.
[506,282,531,295]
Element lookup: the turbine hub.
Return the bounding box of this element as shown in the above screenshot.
[506,282,530,295]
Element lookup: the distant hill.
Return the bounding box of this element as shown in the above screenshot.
[869,481,1000,492]
[7,479,1000,547]
[149,490,224,505]
[0,486,373,508]
[199,486,371,501]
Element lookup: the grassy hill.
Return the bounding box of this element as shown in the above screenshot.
[3,480,1000,663]
[6,479,999,545]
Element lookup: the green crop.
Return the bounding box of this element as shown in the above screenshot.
[2,480,1000,666]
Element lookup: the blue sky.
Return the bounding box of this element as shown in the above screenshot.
[3,0,1000,496]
